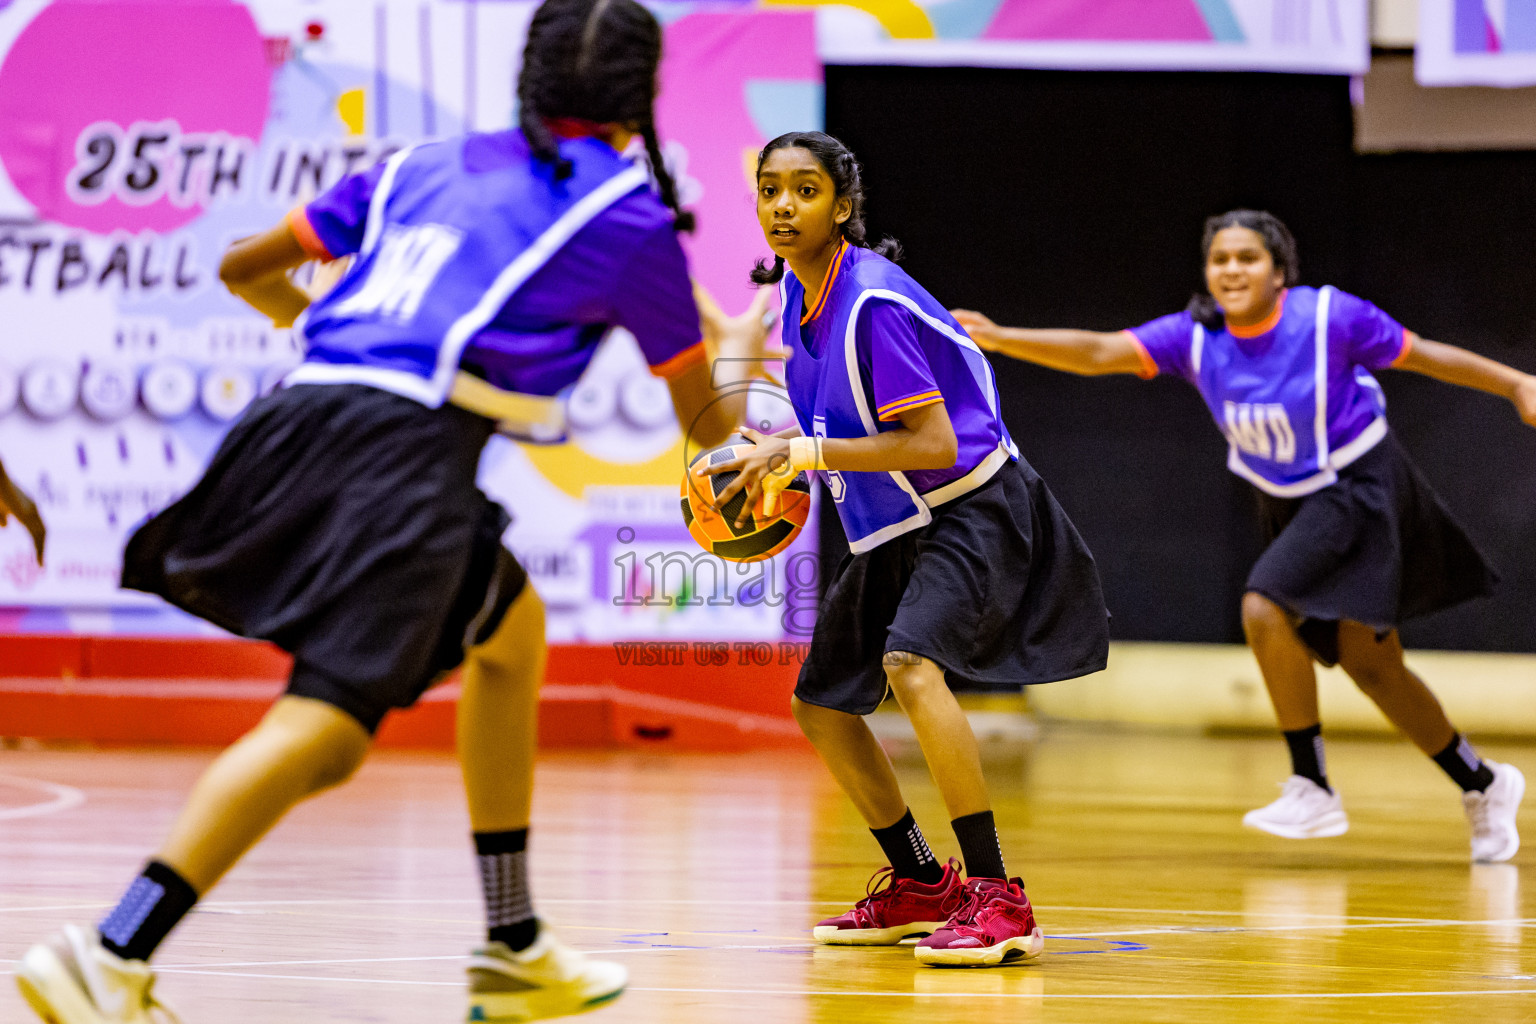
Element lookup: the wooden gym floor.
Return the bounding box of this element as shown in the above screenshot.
[3,726,1536,1023]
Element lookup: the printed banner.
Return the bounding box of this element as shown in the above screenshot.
[1416,0,1536,86]
[0,0,1373,639]
[0,0,820,643]
[809,0,1369,73]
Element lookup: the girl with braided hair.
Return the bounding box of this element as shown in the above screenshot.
[956,209,1536,861]
[699,133,1110,966]
[15,1,768,1021]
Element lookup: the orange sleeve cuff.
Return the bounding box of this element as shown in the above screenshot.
[877,391,945,422]
[650,339,707,380]
[1122,330,1158,379]
[287,207,334,261]
[1390,328,1415,369]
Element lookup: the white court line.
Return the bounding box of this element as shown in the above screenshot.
[154,969,460,987]
[587,943,811,955]
[0,896,1444,918]
[0,897,843,913]
[0,899,483,914]
[0,775,85,821]
[1045,904,1434,923]
[0,898,1507,935]
[142,944,814,971]
[79,971,1536,1002]
[1063,918,1536,939]
[159,955,466,969]
[627,986,1536,1001]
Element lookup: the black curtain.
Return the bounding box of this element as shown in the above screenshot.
[818,66,1536,652]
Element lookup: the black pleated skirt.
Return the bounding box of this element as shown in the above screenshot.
[1246,431,1498,665]
[796,457,1111,716]
[122,384,508,709]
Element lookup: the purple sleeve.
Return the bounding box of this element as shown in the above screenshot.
[297,162,387,260]
[612,222,704,378]
[1330,290,1410,371]
[1125,312,1197,381]
[861,301,943,422]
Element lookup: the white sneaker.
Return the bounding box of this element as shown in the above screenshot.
[466,925,626,1022]
[1243,775,1349,839]
[1466,761,1525,864]
[15,924,179,1024]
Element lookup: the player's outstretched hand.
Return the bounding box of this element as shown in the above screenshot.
[951,309,1002,351]
[1515,375,1536,428]
[692,426,794,526]
[0,462,46,565]
[696,284,783,386]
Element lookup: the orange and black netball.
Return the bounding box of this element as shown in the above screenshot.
[680,440,811,563]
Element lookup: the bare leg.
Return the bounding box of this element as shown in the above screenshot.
[791,695,907,829]
[458,585,546,832]
[1242,592,1320,731]
[884,652,990,820]
[454,584,628,1016]
[157,695,371,894]
[1336,622,1455,755]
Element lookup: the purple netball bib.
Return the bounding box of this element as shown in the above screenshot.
[1129,286,1407,497]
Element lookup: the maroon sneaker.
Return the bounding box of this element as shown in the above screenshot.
[914,877,1045,966]
[813,860,965,945]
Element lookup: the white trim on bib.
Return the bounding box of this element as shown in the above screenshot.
[1222,287,1386,498]
[289,159,649,414]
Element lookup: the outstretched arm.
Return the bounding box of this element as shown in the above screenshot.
[951,309,1150,377]
[1397,333,1536,427]
[667,286,780,449]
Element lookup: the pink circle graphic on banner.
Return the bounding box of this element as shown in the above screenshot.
[0,0,270,234]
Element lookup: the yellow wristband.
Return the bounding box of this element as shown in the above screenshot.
[788,435,828,473]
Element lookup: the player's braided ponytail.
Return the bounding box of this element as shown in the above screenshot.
[1185,209,1300,330]
[518,0,694,231]
[750,132,902,285]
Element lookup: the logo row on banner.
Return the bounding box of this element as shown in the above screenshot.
[0,360,282,425]
[0,352,702,432]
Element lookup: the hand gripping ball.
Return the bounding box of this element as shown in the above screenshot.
[680,437,811,562]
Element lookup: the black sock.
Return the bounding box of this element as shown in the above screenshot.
[98,860,199,962]
[1283,724,1331,792]
[951,810,1006,881]
[870,809,943,884]
[1432,732,1496,793]
[475,829,538,951]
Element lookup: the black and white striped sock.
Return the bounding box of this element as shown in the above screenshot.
[952,810,1006,881]
[1432,732,1496,793]
[871,808,943,884]
[474,830,537,951]
[1283,724,1331,792]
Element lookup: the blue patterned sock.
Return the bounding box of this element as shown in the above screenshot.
[98,860,198,962]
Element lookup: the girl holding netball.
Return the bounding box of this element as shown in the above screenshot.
[955,209,1535,861]
[699,132,1109,967]
[15,2,768,1021]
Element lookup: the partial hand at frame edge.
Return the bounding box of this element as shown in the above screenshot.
[0,458,46,566]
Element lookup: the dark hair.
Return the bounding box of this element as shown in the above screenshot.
[517,0,693,232]
[749,131,902,285]
[1185,209,1300,330]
